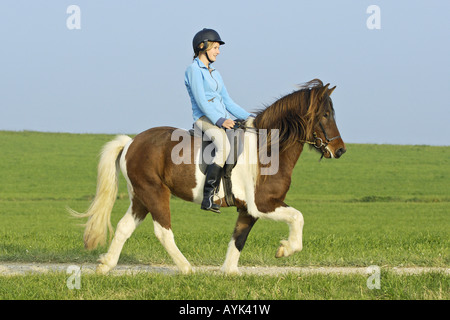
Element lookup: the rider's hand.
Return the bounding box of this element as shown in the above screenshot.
[222,119,235,129]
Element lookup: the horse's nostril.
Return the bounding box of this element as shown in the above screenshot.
[335,147,346,158]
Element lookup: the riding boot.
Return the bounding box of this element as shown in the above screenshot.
[201,163,223,213]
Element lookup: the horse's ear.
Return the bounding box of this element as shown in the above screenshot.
[328,86,336,96]
[318,83,330,98]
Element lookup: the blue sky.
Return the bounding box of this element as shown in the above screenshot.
[0,0,449,145]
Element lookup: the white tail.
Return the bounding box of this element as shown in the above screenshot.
[69,135,132,250]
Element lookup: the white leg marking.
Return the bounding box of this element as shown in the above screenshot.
[153,221,192,274]
[245,204,304,258]
[271,206,304,258]
[221,239,241,275]
[97,207,141,274]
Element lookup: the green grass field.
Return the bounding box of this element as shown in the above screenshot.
[0,131,448,300]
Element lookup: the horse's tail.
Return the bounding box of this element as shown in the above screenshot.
[69,135,132,250]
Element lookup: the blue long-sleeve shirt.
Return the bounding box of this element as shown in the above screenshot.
[185,58,251,127]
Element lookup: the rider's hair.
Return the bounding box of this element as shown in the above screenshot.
[193,41,219,60]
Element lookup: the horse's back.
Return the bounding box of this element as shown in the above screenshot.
[133,126,180,143]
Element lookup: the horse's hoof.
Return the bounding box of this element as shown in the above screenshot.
[221,266,241,276]
[227,269,242,276]
[275,240,290,258]
[179,265,193,275]
[96,264,110,275]
[275,245,285,258]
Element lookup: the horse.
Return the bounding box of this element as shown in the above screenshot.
[70,79,346,275]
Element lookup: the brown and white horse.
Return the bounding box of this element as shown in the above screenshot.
[71,79,346,274]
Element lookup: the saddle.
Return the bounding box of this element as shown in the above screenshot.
[188,119,248,207]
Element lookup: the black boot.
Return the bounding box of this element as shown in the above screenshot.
[201,163,223,213]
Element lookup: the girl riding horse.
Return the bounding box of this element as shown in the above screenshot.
[185,28,254,213]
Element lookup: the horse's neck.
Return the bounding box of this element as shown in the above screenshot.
[257,143,303,187]
[278,144,303,177]
[253,143,303,208]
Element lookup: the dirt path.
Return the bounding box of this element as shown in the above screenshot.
[0,262,448,276]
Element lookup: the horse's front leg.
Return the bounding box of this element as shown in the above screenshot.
[221,207,258,275]
[266,205,304,258]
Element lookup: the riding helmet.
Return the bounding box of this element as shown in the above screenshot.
[192,28,225,53]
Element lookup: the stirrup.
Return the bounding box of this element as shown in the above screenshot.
[202,204,221,214]
[201,193,221,214]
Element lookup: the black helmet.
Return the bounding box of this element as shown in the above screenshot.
[192,28,225,53]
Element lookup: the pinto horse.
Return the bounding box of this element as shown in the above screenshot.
[71,79,346,274]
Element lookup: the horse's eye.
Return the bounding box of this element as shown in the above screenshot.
[324,113,329,118]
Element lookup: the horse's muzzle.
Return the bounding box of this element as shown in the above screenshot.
[334,147,346,159]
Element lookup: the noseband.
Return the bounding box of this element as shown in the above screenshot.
[299,122,341,160]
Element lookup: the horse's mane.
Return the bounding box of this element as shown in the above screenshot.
[253,79,335,154]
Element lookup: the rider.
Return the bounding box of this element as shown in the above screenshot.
[185,28,253,213]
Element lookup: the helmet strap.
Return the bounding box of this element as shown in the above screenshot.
[205,50,214,64]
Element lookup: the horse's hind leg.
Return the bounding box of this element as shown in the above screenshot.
[141,184,192,274]
[96,198,146,274]
[153,220,192,274]
[221,208,258,274]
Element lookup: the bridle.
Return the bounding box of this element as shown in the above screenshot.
[299,122,341,160]
[234,118,341,160]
